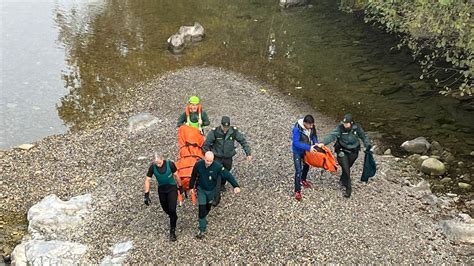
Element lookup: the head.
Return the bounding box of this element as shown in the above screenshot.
[303,114,315,130]
[342,113,353,129]
[188,96,200,112]
[221,116,231,132]
[154,153,164,167]
[204,151,214,167]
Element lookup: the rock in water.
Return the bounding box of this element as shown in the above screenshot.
[280,0,309,8]
[420,158,446,176]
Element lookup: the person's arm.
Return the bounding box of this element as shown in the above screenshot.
[356,124,371,149]
[169,161,182,187]
[292,127,312,151]
[221,168,239,187]
[322,127,341,145]
[177,112,186,127]
[235,130,251,159]
[201,111,210,127]
[144,165,154,205]
[311,127,319,144]
[202,130,215,153]
[189,163,199,189]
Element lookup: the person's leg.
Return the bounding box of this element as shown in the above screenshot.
[196,188,209,238]
[158,187,169,215]
[344,151,359,197]
[293,153,303,192]
[166,188,178,241]
[337,152,351,197]
[300,153,312,188]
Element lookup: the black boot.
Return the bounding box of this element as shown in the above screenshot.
[169,228,177,241]
[344,186,352,198]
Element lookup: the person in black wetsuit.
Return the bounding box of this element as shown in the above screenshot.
[144,153,183,241]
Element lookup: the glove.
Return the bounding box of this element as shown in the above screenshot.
[144,192,151,206]
[365,144,372,152]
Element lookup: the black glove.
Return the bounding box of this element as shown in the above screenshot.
[365,144,372,152]
[178,186,184,195]
[144,192,151,206]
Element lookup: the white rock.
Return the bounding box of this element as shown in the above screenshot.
[178,22,205,42]
[28,194,91,238]
[128,113,160,133]
[439,220,474,244]
[383,149,392,155]
[111,241,133,255]
[100,241,133,265]
[420,158,446,176]
[18,144,35,150]
[401,137,431,154]
[12,240,87,265]
[458,213,472,223]
[280,0,309,8]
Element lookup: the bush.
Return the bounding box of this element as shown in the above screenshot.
[343,0,473,96]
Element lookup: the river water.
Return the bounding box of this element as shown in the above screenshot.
[1,1,473,177]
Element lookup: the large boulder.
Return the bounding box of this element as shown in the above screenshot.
[11,240,87,265]
[401,137,431,154]
[178,22,205,42]
[439,220,474,244]
[127,113,160,133]
[167,34,185,54]
[280,0,309,8]
[28,194,91,238]
[167,22,205,54]
[420,158,446,176]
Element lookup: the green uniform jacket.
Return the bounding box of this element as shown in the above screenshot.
[203,126,251,158]
[322,123,370,151]
[189,159,239,191]
[177,110,210,127]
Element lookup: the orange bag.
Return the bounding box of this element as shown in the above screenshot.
[304,146,337,173]
[175,125,205,190]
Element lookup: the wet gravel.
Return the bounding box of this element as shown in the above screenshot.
[1,67,471,263]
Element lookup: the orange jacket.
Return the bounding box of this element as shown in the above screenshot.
[304,146,337,173]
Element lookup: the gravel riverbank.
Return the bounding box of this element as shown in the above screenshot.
[1,67,471,263]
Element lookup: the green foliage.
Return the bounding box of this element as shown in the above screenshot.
[351,0,473,96]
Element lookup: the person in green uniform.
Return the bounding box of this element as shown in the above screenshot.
[177,96,210,129]
[203,116,251,206]
[144,153,183,241]
[317,114,371,198]
[189,151,241,239]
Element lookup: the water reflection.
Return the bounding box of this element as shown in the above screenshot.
[5,0,474,164]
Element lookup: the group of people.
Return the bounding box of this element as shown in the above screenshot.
[144,96,372,241]
[144,96,252,241]
[291,114,371,200]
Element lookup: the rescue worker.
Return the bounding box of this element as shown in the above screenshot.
[143,153,183,241]
[189,151,241,239]
[177,96,210,129]
[317,113,371,198]
[292,114,319,201]
[203,116,251,206]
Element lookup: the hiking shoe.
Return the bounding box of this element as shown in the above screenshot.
[169,230,177,242]
[195,230,205,239]
[301,180,312,189]
[343,186,352,198]
[212,193,221,207]
[295,191,302,201]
